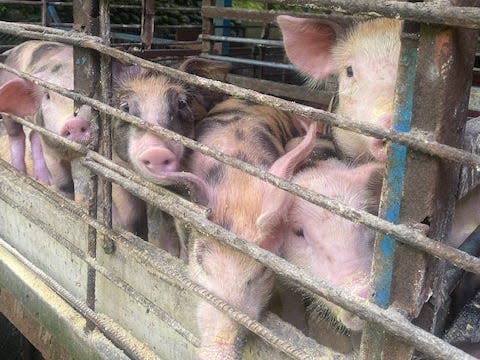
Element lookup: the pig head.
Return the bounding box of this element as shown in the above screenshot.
[0,41,95,198]
[278,16,401,162]
[110,58,231,245]
[279,158,383,332]
[184,99,311,359]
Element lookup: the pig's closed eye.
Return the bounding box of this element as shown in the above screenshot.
[44,92,50,100]
[294,228,304,237]
[346,66,354,77]
[120,102,130,113]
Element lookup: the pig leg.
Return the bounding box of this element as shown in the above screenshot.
[147,205,180,257]
[41,143,74,199]
[3,116,26,173]
[112,184,148,240]
[29,131,51,185]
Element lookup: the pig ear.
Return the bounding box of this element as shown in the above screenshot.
[277,15,342,79]
[180,57,232,112]
[0,78,42,116]
[179,57,232,82]
[447,184,480,248]
[256,123,317,252]
[112,60,142,84]
[352,162,384,215]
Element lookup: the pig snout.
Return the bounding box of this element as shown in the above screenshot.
[138,147,178,174]
[60,117,91,143]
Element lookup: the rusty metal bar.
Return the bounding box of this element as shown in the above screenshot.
[0,185,200,348]
[0,158,341,360]
[1,60,480,275]
[2,20,479,169]
[72,0,100,332]
[98,0,113,254]
[0,105,477,359]
[201,6,361,25]
[360,19,420,360]
[140,0,154,49]
[0,237,160,360]
[271,0,480,28]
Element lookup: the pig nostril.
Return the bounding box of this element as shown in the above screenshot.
[81,127,87,132]
[143,160,151,166]
[163,159,171,166]
[65,131,71,137]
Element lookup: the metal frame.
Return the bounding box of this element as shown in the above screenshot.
[0,1,480,359]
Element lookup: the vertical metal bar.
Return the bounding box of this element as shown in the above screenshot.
[359,20,420,360]
[218,0,231,56]
[41,0,48,27]
[141,0,154,49]
[361,1,480,358]
[201,0,215,55]
[99,0,113,254]
[72,0,100,332]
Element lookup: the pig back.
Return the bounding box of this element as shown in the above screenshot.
[190,98,304,174]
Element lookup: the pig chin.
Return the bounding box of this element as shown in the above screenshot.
[309,297,365,332]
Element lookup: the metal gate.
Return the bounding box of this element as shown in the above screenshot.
[0,1,480,359]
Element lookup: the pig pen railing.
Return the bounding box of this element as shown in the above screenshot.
[0,1,480,360]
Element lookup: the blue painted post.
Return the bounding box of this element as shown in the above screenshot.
[359,22,419,360]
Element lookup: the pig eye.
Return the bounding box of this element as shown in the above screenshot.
[294,228,304,237]
[346,66,354,78]
[44,92,50,100]
[120,102,130,113]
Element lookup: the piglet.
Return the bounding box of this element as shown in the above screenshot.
[278,16,401,162]
[0,40,95,198]
[110,58,231,244]
[184,98,313,359]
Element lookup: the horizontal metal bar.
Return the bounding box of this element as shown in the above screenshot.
[0,159,332,360]
[0,180,200,348]
[270,0,480,28]
[0,237,159,360]
[201,53,295,70]
[0,122,474,359]
[201,34,284,47]
[201,6,361,25]
[1,21,478,169]
[36,157,478,360]
[1,62,480,276]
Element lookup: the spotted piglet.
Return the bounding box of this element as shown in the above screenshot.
[181,98,316,359]
[0,40,95,198]
[110,58,231,244]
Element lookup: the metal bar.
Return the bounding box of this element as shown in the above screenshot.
[0,105,477,359]
[98,0,113,254]
[1,67,480,275]
[201,34,284,46]
[0,184,200,348]
[0,238,161,360]
[272,0,480,28]
[360,19,420,360]
[1,20,479,169]
[201,0,215,55]
[0,21,475,167]
[201,6,361,26]
[72,0,100,332]
[140,0,154,49]
[41,0,48,27]
[201,53,295,70]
